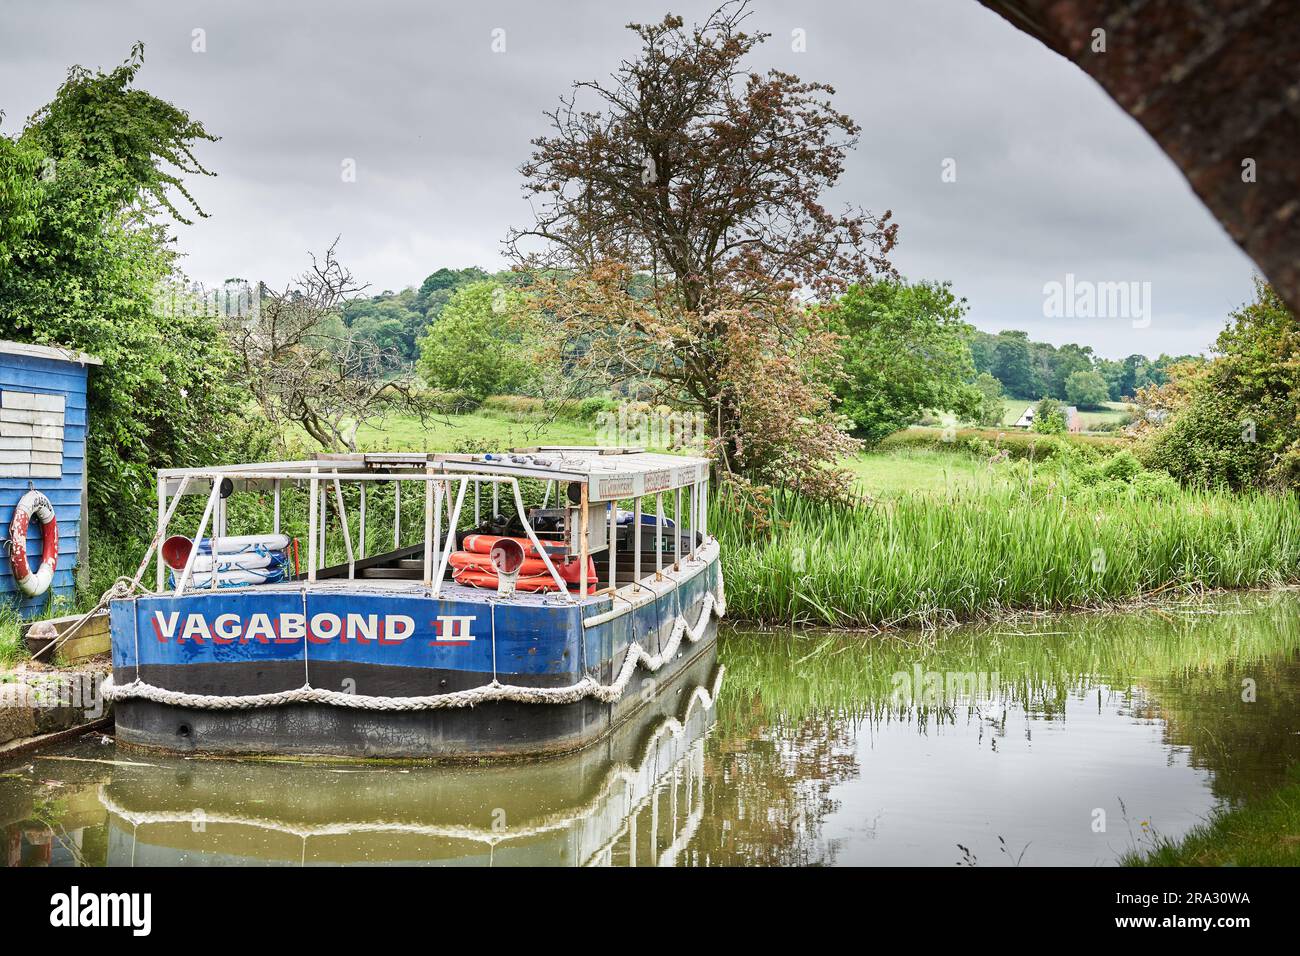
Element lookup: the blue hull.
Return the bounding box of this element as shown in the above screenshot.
[108,551,722,759]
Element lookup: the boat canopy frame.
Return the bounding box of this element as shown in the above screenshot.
[153,447,712,603]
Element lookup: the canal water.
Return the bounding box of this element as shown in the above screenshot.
[3,591,1299,866]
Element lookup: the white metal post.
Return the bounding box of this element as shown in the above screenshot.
[177,481,222,594]
[273,479,281,533]
[655,493,664,575]
[393,480,401,549]
[578,482,589,596]
[423,464,435,587]
[318,484,327,566]
[141,474,190,594]
[432,481,443,588]
[332,478,355,579]
[308,470,319,583]
[358,483,367,559]
[608,502,617,591]
[633,495,643,589]
[703,475,709,539]
[674,487,682,567]
[209,499,222,591]
[431,477,469,598]
[689,479,698,561]
[506,478,567,594]
[156,476,166,591]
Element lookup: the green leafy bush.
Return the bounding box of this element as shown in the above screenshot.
[1065,368,1110,408]
[481,394,544,415]
[1141,280,1300,490]
[1033,397,1067,434]
[0,46,250,542]
[418,282,549,401]
[831,278,980,443]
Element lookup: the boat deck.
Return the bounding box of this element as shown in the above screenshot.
[160,537,722,622]
[245,576,599,607]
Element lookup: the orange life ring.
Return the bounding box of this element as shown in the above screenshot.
[8,489,58,597]
[449,548,592,579]
[451,566,596,594]
[449,550,556,577]
[461,534,563,560]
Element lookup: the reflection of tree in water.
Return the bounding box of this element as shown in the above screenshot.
[684,692,862,866]
[1137,652,1300,805]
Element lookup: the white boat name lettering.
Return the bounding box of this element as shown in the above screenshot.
[151,610,416,645]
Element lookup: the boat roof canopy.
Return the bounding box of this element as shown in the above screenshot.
[159,447,711,502]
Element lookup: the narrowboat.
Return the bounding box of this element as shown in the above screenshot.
[104,447,724,760]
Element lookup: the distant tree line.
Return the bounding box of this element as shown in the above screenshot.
[338,266,514,363]
[967,329,1194,407]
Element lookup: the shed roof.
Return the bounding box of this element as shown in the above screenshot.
[0,340,102,366]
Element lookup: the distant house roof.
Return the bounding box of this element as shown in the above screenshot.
[0,340,102,366]
[1014,404,1082,431]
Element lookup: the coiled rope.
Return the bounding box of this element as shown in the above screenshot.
[101,583,725,712]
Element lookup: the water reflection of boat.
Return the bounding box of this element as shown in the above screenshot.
[99,648,720,866]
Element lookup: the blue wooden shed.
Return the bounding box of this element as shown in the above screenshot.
[0,340,101,618]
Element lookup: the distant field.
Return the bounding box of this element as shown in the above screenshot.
[345,408,1117,498]
[841,447,1006,496]
[351,408,603,453]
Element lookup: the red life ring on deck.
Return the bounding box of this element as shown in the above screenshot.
[451,566,596,595]
[449,549,563,578]
[461,534,561,560]
[8,489,58,597]
[450,535,594,592]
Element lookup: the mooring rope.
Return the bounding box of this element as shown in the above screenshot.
[29,576,138,662]
[100,583,725,712]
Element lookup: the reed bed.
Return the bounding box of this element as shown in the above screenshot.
[712,484,1300,629]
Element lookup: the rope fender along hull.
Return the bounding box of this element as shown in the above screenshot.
[106,544,724,760]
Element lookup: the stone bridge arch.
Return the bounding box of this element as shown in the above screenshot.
[979,0,1298,313]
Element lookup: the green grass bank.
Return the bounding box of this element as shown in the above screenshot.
[1124,764,1300,867]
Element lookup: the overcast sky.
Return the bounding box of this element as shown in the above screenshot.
[0,0,1260,358]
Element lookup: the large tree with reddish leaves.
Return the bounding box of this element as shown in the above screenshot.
[508,2,897,493]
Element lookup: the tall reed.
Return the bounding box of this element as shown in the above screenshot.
[712,484,1300,628]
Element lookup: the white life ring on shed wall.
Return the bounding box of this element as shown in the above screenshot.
[8,489,58,597]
